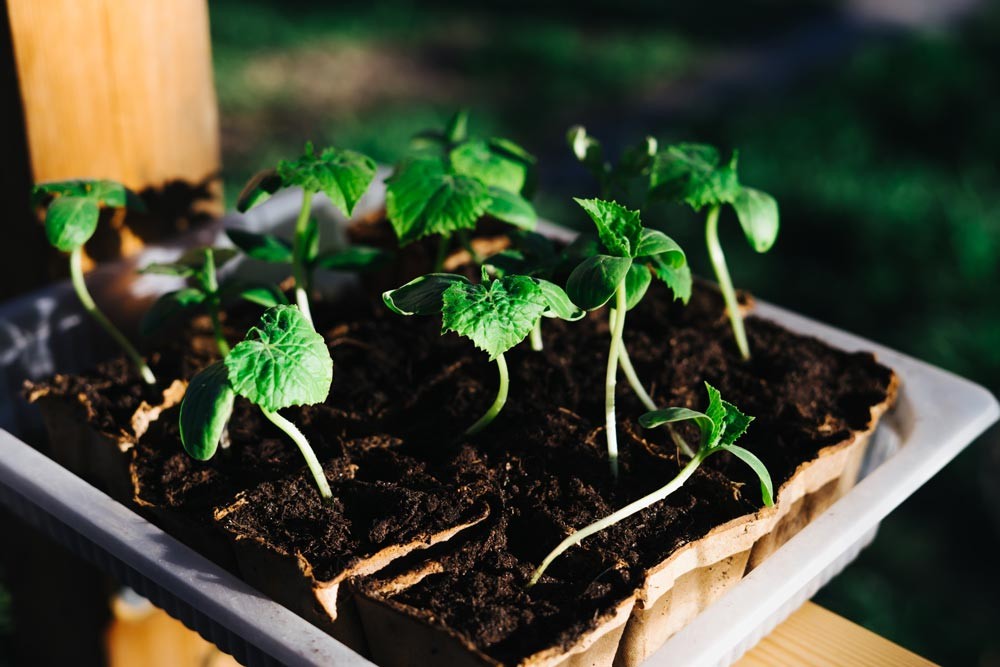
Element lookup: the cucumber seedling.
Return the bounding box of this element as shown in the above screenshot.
[567,125,660,207]
[564,198,688,477]
[649,143,779,360]
[32,179,155,384]
[139,247,288,356]
[567,127,694,442]
[386,110,538,269]
[485,230,574,351]
[234,142,378,328]
[179,305,335,499]
[528,382,773,585]
[384,267,582,435]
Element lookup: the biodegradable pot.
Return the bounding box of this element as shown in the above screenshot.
[612,373,899,667]
[355,558,637,667]
[214,495,490,657]
[26,378,185,503]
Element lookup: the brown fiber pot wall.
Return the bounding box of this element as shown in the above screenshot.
[213,499,491,658]
[28,380,184,504]
[612,374,899,667]
[355,560,637,667]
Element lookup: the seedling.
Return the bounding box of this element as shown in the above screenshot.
[567,128,694,444]
[386,110,538,269]
[485,231,573,351]
[139,247,288,356]
[649,143,779,360]
[568,125,660,206]
[528,382,773,585]
[383,267,583,435]
[32,179,155,384]
[234,142,378,327]
[179,305,334,499]
[564,198,687,477]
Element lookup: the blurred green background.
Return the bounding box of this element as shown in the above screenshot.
[4,0,1000,664]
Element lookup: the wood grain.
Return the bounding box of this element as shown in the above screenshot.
[6,0,221,273]
[738,602,937,667]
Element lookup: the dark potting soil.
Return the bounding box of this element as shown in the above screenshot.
[37,265,895,664]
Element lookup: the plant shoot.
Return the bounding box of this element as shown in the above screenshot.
[528,382,773,585]
[179,306,335,499]
[32,179,155,384]
[384,267,582,435]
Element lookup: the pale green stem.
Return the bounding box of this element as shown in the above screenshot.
[202,249,230,357]
[529,321,543,351]
[612,328,696,459]
[70,246,156,385]
[465,353,509,436]
[261,407,332,500]
[529,450,706,586]
[293,189,315,328]
[605,283,628,479]
[706,205,750,360]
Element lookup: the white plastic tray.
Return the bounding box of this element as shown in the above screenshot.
[0,189,995,666]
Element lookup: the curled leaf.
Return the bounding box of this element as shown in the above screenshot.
[44,197,100,251]
[535,279,584,321]
[566,254,632,310]
[383,273,471,316]
[179,362,235,461]
[733,187,779,253]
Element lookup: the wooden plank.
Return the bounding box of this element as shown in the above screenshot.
[5,0,221,278]
[738,602,937,667]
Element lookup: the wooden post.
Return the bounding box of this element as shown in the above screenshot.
[2,0,222,297]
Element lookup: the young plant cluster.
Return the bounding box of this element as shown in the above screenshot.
[33,115,780,579]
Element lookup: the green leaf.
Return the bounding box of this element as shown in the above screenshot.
[45,197,99,251]
[535,279,585,321]
[314,246,389,272]
[566,255,632,310]
[383,273,470,316]
[638,407,715,439]
[450,140,531,193]
[445,109,469,144]
[386,157,492,244]
[235,169,283,212]
[635,228,685,265]
[574,198,642,258]
[718,400,753,446]
[441,275,548,360]
[33,179,130,208]
[220,281,289,308]
[703,382,726,448]
[485,187,536,230]
[649,143,741,210]
[276,144,377,217]
[650,256,692,304]
[225,306,333,411]
[719,444,774,506]
[733,187,779,253]
[226,229,293,263]
[624,263,652,310]
[141,288,206,337]
[179,362,235,461]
